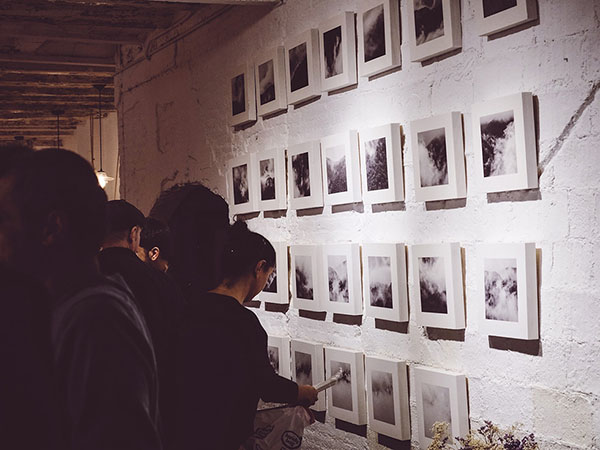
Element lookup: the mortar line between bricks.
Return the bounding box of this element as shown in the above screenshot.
[539,80,600,175]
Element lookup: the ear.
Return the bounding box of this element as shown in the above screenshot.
[149,247,160,261]
[254,259,268,277]
[41,210,65,247]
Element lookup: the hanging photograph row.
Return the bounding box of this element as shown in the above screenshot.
[226,91,537,215]
[229,0,538,125]
[266,339,469,449]
[258,241,538,340]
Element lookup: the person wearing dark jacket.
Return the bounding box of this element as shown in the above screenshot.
[0,148,161,450]
[173,221,318,450]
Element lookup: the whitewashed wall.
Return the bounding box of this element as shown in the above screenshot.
[115,0,600,448]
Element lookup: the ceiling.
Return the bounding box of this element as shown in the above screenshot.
[0,0,276,148]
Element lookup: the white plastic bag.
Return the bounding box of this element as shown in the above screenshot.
[243,405,313,450]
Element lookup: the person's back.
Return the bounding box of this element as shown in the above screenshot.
[0,265,63,450]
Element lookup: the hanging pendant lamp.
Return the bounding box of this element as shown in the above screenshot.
[51,109,64,149]
[93,84,114,189]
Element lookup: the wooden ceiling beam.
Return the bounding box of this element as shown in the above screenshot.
[0,85,114,96]
[0,130,75,137]
[149,0,277,4]
[0,62,115,76]
[0,73,113,85]
[0,108,113,118]
[0,53,115,68]
[0,94,114,103]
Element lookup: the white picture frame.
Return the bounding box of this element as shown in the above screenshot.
[230,63,256,127]
[479,243,538,340]
[319,12,358,92]
[267,335,291,379]
[414,366,469,449]
[472,92,537,193]
[407,0,461,62]
[291,339,326,411]
[411,243,465,329]
[322,244,362,316]
[362,243,408,323]
[365,356,410,441]
[357,0,401,78]
[255,46,288,117]
[290,245,324,312]
[255,147,287,211]
[285,29,321,105]
[287,141,324,210]
[410,112,466,202]
[474,0,538,36]
[325,347,367,425]
[226,153,258,216]
[360,123,404,204]
[321,131,362,206]
[258,242,289,304]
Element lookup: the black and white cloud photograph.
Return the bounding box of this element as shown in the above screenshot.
[419,256,448,314]
[289,42,309,92]
[365,137,389,192]
[368,256,393,309]
[258,59,275,106]
[292,152,311,198]
[323,26,343,78]
[295,351,313,386]
[259,158,276,201]
[414,0,445,45]
[483,0,517,17]
[485,258,518,322]
[418,127,449,187]
[263,264,277,293]
[363,4,386,62]
[267,345,280,373]
[326,144,348,194]
[232,164,249,205]
[328,255,349,303]
[480,109,517,177]
[295,255,314,300]
[371,370,395,425]
[422,383,452,439]
[231,73,245,116]
[331,361,353,411]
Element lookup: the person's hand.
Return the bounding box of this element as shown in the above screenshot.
[296,385,318,406]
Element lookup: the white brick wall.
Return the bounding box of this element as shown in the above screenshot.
[116,0,600,448]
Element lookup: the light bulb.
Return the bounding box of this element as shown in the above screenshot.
[96,170,114,189]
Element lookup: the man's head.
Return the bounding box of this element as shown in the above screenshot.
[137,217,172,273]
[103,200,145,252]
[0,147,107,276]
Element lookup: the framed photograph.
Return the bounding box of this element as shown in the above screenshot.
[474,0,538,36]
[325,347,367,425]
[410,112,466,202]
[362,243,408,323]
[287,141,324,210]
[230,63,256,127]
[360,123,404,204]
[472,92,537,193]
[411,243,465,329]
[414,366,469,449]
[321,131,362,206]
[285,29,321,105]
[319,12,358,92]
[291,340,326,411]
[290,245,324,312]
[365,357,410,441]
[480,243,538,339]
[267,335,291,379]
[254,46,288,117]
[407,0,461,62]
[226,153,257,216]
[258,242,289,304]
[357,0,401,78]
[322,244,362,316]
[254,148,287,211]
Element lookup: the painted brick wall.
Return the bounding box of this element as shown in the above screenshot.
[115,1,600,448]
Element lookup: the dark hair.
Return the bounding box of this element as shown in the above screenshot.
[221,221,275,281]
[9,149,107,257]
[0,143,33,177]
[105,200,145,236]
[140,217,172,261]
[148,183,229,297]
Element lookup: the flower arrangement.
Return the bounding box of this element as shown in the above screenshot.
[428,421,539,450]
